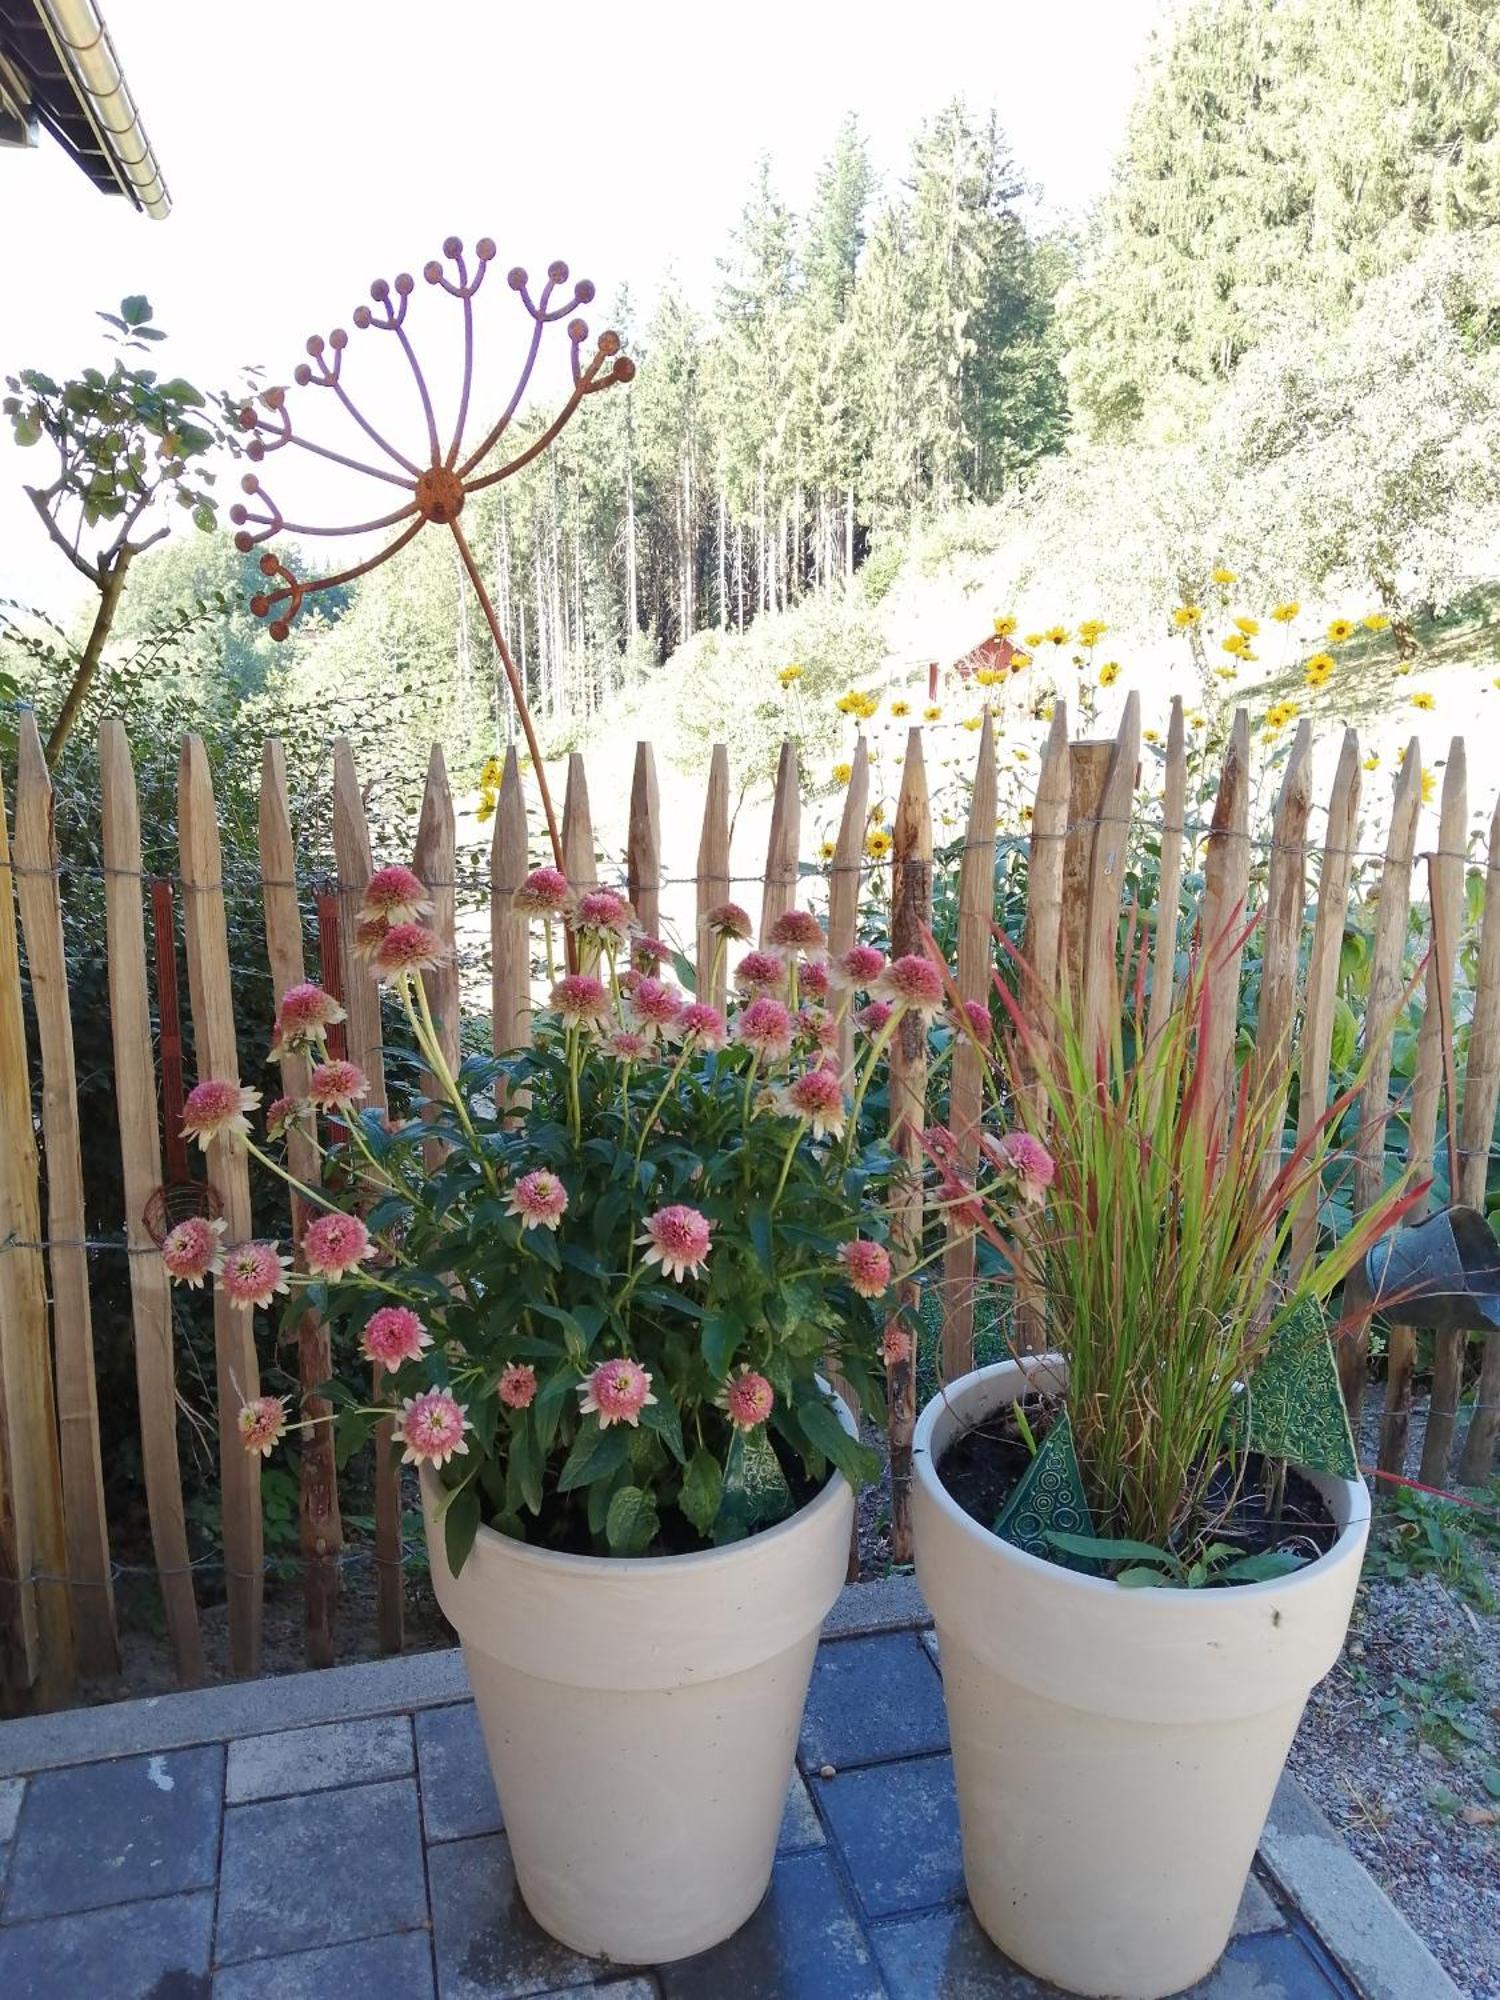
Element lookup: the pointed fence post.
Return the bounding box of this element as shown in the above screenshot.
[414,743,461,1144]
[562,753,597,972]
[331,738,402,1656]
[1197,710,1251,1122]
[887,729,931,1564]
[627,742,662,941]
[1060,738,1112,1009]
[941,713,996,1382]
[761,739,801,944]
[259,738,344,1669]
[1079,694,1139,1075]
[827,736,869,1082]
[179,732,264,1676]
[491,746,532,1058]
[1346,742,1421,1422]
[1146,699,1187,1050]
[101,722,204,1685]
[14,712,117,1680]
[1253,721,1313,1194]
[1456,785,1500,1483]
[695,746,731,1010]
[1016,703,1070,1356]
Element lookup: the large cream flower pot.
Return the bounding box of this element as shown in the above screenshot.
[912,1358,1369,2000]
[420,1432,854,1965]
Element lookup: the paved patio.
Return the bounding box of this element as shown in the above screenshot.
[0,1587,1459,1999]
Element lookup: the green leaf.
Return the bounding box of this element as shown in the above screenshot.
[605,1484,659,1555]
[701,1312,742,1380]
[120,295,153,327]
[680,1449,724,1534]
[557,1417,630,1493]
[798,1396,880,1490]
[639,1387,685,1463]
[1115,1564,1171,1588]
[1043,1531,1178,1568]
[1216,1548,1309,1584]
[442,1482,481,1576]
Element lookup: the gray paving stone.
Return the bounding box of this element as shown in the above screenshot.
[535,1986,656,1999]
[657,1848,883,1999]
[776,1769,823,1853]
[798,1631,949,1771]
[416,1701,503,1842]
[1235,1871,1285,1938]
[1,1745,222,1920]
[213,1927,436,1998]
[427,1831,599,1997]
[0,1778,22,1844]
[225,1715,413,1803]
[869,1903,1046,1997]
[216,1776,428,1964]
[1185,1927,1352,1997]
[813,1753,963,1920]
[0,1887,213,1998]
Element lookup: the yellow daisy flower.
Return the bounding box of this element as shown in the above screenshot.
[870,803,886,825]
[474,788,497,826]
[1013,748,1030,762]
[479,756,504,789]
[1211,566,1237,586]
[1144,728,1160,745]
[1044,625,1070,647]
[961,715,982,732]
[1078,619,1108,647]
[1021,804,1035,824]
[1188,712,1206,730]
[890,700,910,718]
[1363,613,1390,632]
[1024,632,1045,648]
[778,663,804,687]
[1421,769,1436,806]
[993,615,1017,637]
[1098,662,1120,687]
[1221,633,1250,658]
[1172,606,1202,629]
[1011,650,1033,670]
[975,668,1002,687]
[1410,692,1436,711]
[818,839,837,862]
[1270,602,1300,624]
[1327,618,1355,643]
[1214,666,1239,680]
[923,706,941,722]
[1233,615,1259,637]
[865,829,893,860]
[1362,754,1380,771]
[1304,653,1335,687]
[854,693,880,720]
[832,762,853,786]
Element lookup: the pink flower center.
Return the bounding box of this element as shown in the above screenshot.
[363,1306,429,1371]
[724,1372,775,1430]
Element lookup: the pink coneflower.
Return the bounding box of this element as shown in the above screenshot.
[302,1210,372,1278]
[359,864,432,926]
[769,909,828,960]
[361,1305,432,1374]
[875,953,946,1022]
[353,915,389,962]
[706,901,753,942]
[937,1175,986,1231]
[550,972,612,1028]
[778,1065,847,1140]
[578,1357,657,1429]
[307,1059,370,1112]
[161,1214,226,1288]
[181,1078,260,1152]
[638,1204,713,1282]
[238,1395,289,1457]
[796,1004,839,1054]
[981,1130,1056,1203]
[264,1096,304,1141]
[394,1388,471,1468]
[855,999,895,1034]
[628,977,684,1039]
[838,1238,893,1299]
[514,865,570,915]
[734,950,788,996]
[497,1362,538,1410]
[605,1028,655,1063]
[371,922,448,982]
[631,934,673,971]
[798,958,831,1000]
[951,999,992,1044]
[716,1367,775,1432]
[220,1241,292,1312]
[506,1169,569,1232]
[571,887,634,947]
[831,944,886,991]
[734,996,795,1063]
[881,1324,913,1368]
[678,1002,727,1050]
[270,981,346,1060]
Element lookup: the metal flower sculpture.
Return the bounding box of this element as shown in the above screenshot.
[233,238,634,866]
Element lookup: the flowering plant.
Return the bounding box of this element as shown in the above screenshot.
[165,868,977,1569]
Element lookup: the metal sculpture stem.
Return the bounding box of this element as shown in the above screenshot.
[449,516,563,872]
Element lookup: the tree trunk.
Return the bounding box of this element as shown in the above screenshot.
[845,488,855,581]
[624,393,639,641]
[44,547,133,768]
[717,486,729,630]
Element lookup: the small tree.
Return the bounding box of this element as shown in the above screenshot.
[3,296,235,765]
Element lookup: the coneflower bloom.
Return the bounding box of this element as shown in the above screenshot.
[514,865,570,915]
[838,1238,893,1299]
[359,864,432,926]
[768,908,828,960]
[550,973,612,1028]
[181,1078,260,1152]
[855,1000,895,1034]
[830,944,886,991]
[497,1362,538,1410]
[578,1357,657,1429]
[716,1367,775,1432]
[875,954,946,1022]
[219,1241,292,1312]
[505,1169,569,1231]
[160,1214,227,1287]
[628,977,684,1039]
[269,981,346,1060]
[734,996,795,1063]
[631,934,673,971]
[981,1130,1056,1203]
[798,958,831,1000]
[302,1210,373,1278]
[951,999,992,1044]
[238,1395,289,1458]
[394,1388,471,1468]
[264,1096,304,1141]
[778,1065,846,1141]
[638,1204,713,1282]
[796,1004,839,1054]
[353,915,389,962]
[370,922,448,982]
[734,950,788,996]
[605,1029,655,1063]
[571,887,634,947]
[307,1059,370,1112]
[678,1003,727,1050]
[361,1305,432,1374]
[705,901,753,942]
[881,1324,913,1368]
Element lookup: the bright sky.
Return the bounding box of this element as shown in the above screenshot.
[0,0,1166,617]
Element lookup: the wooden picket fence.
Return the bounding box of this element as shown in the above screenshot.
[2,693,1499,1710]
